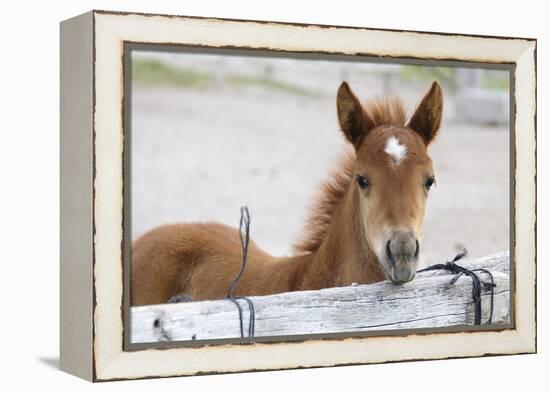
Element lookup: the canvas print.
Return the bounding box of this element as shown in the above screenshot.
[127,48,511,344]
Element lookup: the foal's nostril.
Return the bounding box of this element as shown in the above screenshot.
[386,233,419,283]
[386,234,419,263]
[386,240,396,266]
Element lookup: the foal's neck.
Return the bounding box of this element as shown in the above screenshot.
[301,186,385,289]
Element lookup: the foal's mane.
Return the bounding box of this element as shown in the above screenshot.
[293,97,406,254]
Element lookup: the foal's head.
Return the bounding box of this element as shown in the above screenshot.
[337,81,443,283]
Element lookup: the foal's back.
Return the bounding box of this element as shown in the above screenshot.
[131,223,298,305]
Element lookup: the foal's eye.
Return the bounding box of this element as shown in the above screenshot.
[425,177,436,191]
[356,175,370,190]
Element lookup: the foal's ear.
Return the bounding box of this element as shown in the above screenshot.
[337,82,373,148]
[407,81,443,145]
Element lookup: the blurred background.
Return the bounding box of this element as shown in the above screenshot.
[130,49,510,267]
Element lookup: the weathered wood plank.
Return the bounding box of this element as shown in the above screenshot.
[131,251,510,343]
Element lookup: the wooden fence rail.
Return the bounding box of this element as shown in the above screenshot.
[131,251,510,343]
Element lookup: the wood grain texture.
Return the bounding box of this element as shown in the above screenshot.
[131,251,510,343]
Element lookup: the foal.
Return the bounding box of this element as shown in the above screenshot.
[131,81,443,306]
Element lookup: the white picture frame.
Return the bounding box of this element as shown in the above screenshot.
[60,10,536,381]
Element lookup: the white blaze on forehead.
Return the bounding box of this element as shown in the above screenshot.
[384,136,407,165]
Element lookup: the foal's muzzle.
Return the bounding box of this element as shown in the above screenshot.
[385,231,419,284]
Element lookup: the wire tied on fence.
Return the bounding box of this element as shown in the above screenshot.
[226,206,256,338]
[417,249,496,325]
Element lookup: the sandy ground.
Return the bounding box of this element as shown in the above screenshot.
[131,86,509,267]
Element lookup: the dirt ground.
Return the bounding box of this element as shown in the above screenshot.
[131,86,509,267]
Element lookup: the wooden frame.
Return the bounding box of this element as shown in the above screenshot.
[60,10,536,382]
